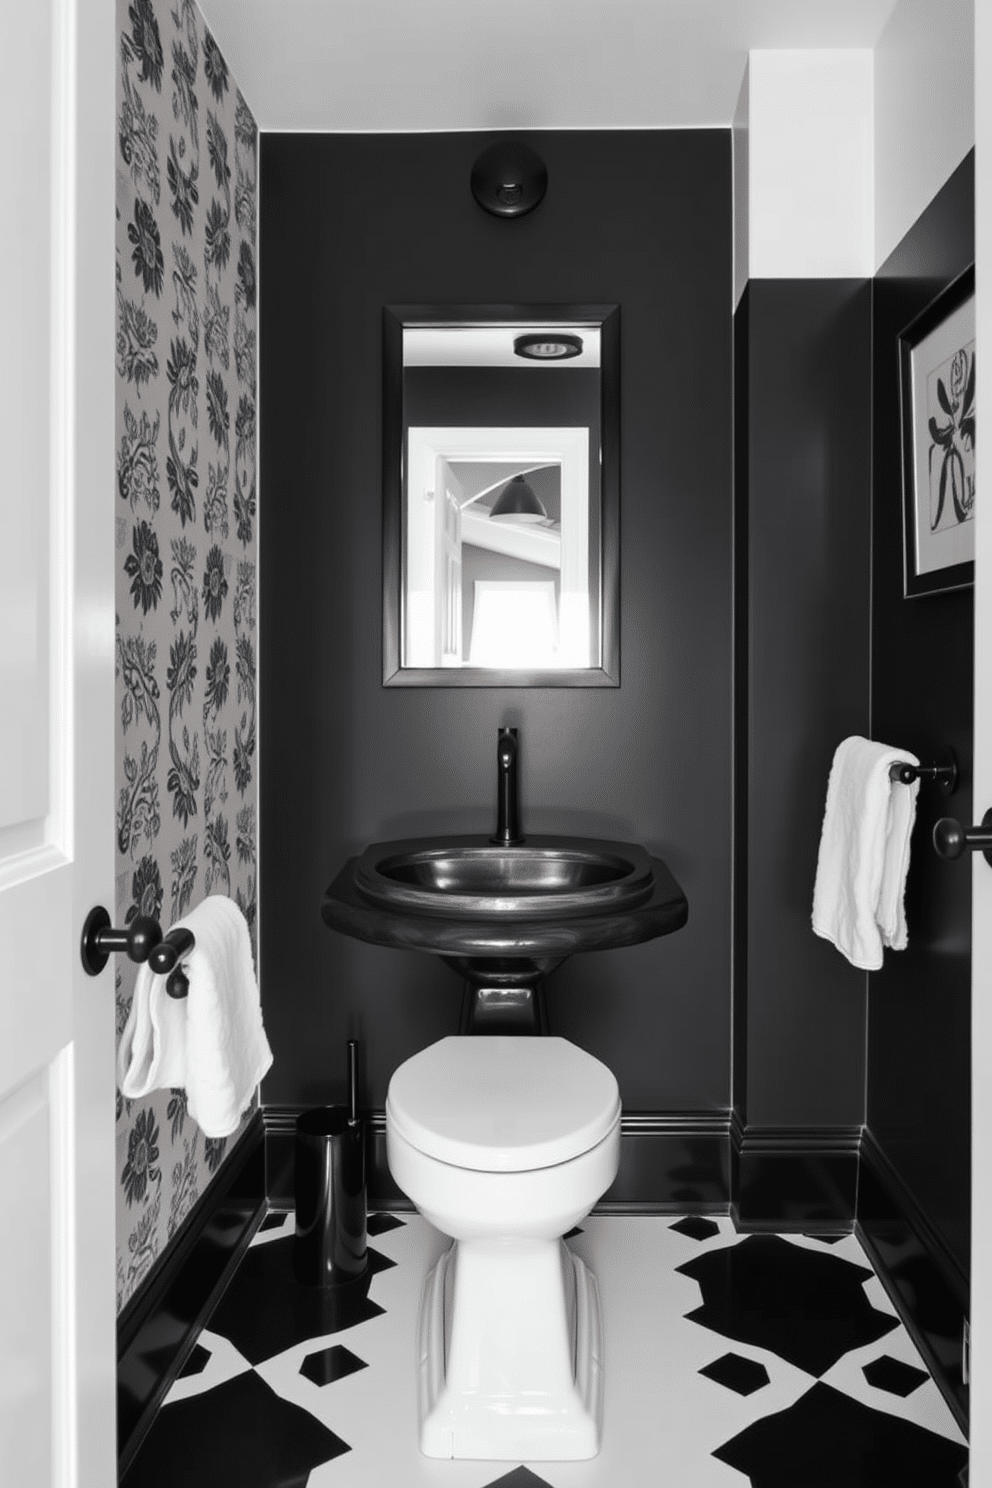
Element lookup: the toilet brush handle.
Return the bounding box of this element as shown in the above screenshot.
[348,1039,359,1125]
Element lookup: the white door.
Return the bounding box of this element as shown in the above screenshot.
[0,1,117,1484]
[973,5,991,1478]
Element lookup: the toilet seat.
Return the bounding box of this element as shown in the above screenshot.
[385,1035,620,1173]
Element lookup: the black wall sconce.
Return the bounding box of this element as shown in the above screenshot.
[471,141,547,218]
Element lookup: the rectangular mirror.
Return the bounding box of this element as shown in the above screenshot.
[383,305,619,686]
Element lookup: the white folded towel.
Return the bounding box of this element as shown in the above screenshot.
[117,894,273,1138]
[812,736,920,970]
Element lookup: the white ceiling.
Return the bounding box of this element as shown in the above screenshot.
[404,327,601,368]
[197,0,901,133]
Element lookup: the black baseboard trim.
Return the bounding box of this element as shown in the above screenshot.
[364,1112,416,1208]
[602,1112,731,1210]
[264,1106,734,1213]
[857,1127,969,1435]
[264,1105,414,1210]
[732,1122,862,1231]
[118,1114,266,1479]
[263,1105,300,1208]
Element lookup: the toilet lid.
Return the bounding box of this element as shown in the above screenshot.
[385,1036,621,1173]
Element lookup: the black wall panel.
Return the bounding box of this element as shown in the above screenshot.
[732,288,749,1123]
[259,132,733,1119]
[404,366,600,433]
[742,280,873,1128]
[867,152,974,1279]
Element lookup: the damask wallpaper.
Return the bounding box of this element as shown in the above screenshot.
[114,0,259,1314]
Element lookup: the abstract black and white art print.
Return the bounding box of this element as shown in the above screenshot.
[900,265,975,598]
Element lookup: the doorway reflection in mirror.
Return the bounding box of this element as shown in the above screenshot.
[404,432,591,669]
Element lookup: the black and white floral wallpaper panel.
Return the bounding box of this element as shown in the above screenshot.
[115,0,258,1314]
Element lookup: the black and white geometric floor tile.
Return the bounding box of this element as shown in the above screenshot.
[123,1212,968,1487]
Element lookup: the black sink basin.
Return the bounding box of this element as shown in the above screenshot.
[321,734,687,1032]
[323,833,687,1006]
[353,835,655,920]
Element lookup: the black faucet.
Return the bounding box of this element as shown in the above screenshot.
[491,727,524,846]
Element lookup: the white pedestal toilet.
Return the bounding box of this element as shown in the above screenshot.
[385,1035,621,1461]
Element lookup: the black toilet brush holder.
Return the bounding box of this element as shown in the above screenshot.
[293,1039,368,1287]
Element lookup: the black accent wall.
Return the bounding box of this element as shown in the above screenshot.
[259,132,733,1123]
[736,279,873,1130]
[867,153,975,1280]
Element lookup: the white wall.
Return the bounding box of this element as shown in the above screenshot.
[748,50,874,280]
[732,63,749,308]
[874,0,974,271]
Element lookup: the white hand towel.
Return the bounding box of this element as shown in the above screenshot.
[117,895,272,1138]
[811,736,920,970]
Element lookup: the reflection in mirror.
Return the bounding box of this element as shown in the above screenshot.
[383,309,619,687]
[405,425,591,669]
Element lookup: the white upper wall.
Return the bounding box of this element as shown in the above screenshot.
[733,64,749,308]
[874,0,974,270]
[199,0,898,133]
[737,5,973,287]
[748,50,874,280]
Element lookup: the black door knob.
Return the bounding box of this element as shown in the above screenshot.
[932,809,992,865]
[79,906,161,975]
[80,905,194,997]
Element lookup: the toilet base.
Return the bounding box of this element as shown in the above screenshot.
[417,1236,604,1461]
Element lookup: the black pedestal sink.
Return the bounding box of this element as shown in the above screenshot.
[321,730,688,1032]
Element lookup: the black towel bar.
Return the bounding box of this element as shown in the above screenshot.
[80,906,194,998]
[888,748,958,796]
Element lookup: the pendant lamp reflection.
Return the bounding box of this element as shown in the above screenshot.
[489,474,549,523]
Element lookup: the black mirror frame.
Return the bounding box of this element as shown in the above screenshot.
[382,304,620,688]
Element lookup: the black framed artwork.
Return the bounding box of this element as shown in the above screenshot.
[899,265,975,598]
